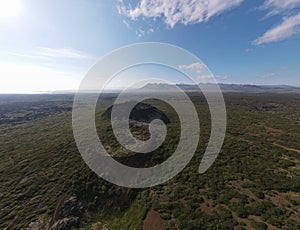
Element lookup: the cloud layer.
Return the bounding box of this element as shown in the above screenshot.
[261,0,300,17]
[35,47,93,59]
[179,62,205,71]
[254,0,300,45]
[12,47,95,60]
[119,0,244,28]
[118,0,300,44]
[254,12,300,45]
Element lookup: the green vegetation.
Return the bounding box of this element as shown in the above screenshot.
[0,92,300,229]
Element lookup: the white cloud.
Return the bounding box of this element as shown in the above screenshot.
[135,27,155,38]
[261,0,300,17]
[259,73,277,78]
[197,75,214,79]
[35,47,93,59]
[148,28,155,33]
[253,0,300,45]
[118,1,300,45]
[136,28,146,38]
[253,12,300,45]
[122,19,132,29]
[215,75,230,80]
[179,62,208,78]
[12,47,95,60]
[196,74,230,80]
[119,0,244,28]
[179,62,205,70]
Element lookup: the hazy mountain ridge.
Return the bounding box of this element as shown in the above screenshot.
[141,83,300,92]
[27,83,300,94]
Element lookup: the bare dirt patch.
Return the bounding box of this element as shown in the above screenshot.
[232,212,277,230]
[267,192,300,223]
[290,213,300,223]
[273,143,300,154]
[265,127,284,134]
[143,209,167,230]
[229,180,257,200]
[231,211,251,229]
[159,193,168,203]
[199,195,214,213]
[268,193,289,208]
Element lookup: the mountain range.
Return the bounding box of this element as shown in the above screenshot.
[140,83,300,92]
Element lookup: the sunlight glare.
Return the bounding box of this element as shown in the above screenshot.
[0,0,22,21]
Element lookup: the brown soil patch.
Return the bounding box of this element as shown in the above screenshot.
[290,213,300,223]
[244,125,261,137]
[231,211,251,229]
[287,192,300,202]
[275,168,294,178]
[143,209,167,230]
[268,193,289,207]
[179,198,186,205]
[265,127,284,134]
[229,180,257,200]
[199,195,214,213]
[267,192,300,223]
[232,212,277,230]
[159,193,168,203]
[273,143,300,154]
[233,136,254,144]
[266,224,278,230]
[247,132,261,137]
[249,215,262,222]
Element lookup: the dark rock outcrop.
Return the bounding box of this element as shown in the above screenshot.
[51,196,85,230]
[102,102,170,124]
[52,217,80,230]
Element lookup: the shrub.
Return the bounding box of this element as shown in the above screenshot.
[250,219,267,230]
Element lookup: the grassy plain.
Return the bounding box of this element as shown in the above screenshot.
[0,92,300,229]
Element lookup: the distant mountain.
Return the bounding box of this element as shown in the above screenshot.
[140,83,300,92]
[218,84,300,92]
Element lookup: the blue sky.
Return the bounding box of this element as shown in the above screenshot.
[0,0,299,93]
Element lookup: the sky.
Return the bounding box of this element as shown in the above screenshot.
[0,0,300,93]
